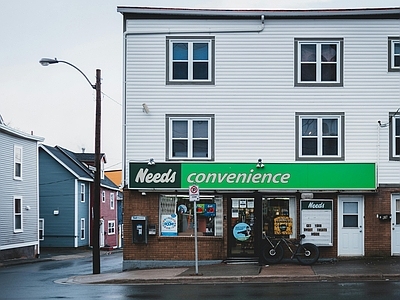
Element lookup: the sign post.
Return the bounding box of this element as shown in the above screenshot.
[189,185,199,275]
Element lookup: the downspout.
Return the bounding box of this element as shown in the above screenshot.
[122,15,265,186]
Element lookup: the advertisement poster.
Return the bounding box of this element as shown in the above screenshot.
[300,200,333,246]
[161,214,178,236]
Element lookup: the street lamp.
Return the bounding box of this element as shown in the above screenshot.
[39,57,102,274]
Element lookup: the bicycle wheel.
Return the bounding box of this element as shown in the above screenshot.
[296,243,319,265]
[262,243,284,264]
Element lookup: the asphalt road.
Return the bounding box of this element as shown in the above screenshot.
[1,252,400,299]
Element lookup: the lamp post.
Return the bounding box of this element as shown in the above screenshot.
[39,58,101,274]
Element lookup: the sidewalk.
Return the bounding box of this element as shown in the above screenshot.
[64,257,400,285]
[3,249,400,285]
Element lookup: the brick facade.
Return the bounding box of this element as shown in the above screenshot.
[123,187,396,265]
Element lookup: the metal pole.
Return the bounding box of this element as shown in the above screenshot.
[194,202,199,274]
[92,69,101,274]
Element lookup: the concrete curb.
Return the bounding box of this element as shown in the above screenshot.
[65,273,400,285]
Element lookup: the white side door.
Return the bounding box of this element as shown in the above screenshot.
[391,195,400,255]
[338,196,364,256]
[100,219,105,248]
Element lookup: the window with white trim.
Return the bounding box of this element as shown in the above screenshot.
[110,193,115,210]
[80,184,85,202]
[296,113,344,160]
[166,115,214,160]
[390,113,400,160]
[80,218,85,239]
[108,220,115,235]
[295,39,343,86]
[389,37,400,72]
[14,197,23,232]
[39,218,44,240]
[14,146,22,180]
[167,37,215,84]
[102,191,105,203]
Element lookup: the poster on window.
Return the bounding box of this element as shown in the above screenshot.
[300,200,333,246]
[161,214,178,236]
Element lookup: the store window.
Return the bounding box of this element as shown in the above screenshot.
[296,112,344,160]
[166,114,214,161]
[262,197,296,238]
[159,195,222,237]
[295,39,343,86]
[166,36,215,84]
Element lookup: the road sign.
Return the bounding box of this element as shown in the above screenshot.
[189,185,199,202]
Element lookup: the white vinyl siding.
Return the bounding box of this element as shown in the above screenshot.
[124,17,400,185]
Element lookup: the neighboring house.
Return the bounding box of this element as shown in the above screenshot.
[118,6,400,270]
[105,170,124,248]
[0,118,44,260]
[39,145,119,249]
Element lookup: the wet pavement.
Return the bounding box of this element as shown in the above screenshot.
[2,249,400,285]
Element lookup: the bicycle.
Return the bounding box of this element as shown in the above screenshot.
[261,233,320,265]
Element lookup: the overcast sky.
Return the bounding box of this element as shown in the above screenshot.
[1,1,399,170]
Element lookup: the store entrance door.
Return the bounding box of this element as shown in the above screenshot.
[391,195,400,255]
[228,197,259,258]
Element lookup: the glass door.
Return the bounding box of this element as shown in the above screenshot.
[229,198,256,257]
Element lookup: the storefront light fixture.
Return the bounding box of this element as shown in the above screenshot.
[256,158,264,168]
[148,158,156,165]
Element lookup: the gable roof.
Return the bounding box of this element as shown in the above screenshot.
[40,144,119,190]
[40,144,93,181]
[0,122,44,142]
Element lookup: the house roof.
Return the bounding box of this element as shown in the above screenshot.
[0,122,44,142]
[117,6,400,19]
[40,144,119,191]
[40,145,93,180]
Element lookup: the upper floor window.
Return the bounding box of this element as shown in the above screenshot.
[14,146,22,180]
[166,114,214,161]
[166,37,215,85]
[110,193,115,210]
[296,113,344,161]
[390,113,400,160]
[388,37,400,72]
[102,191,106,203]
[80,184,85,202]
[295,39,343,87]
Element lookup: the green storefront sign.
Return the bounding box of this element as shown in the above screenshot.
[128,162,376,190]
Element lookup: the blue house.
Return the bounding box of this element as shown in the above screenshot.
[0,117,44,260]
[39,145,120,249]
[39,145,92,248]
